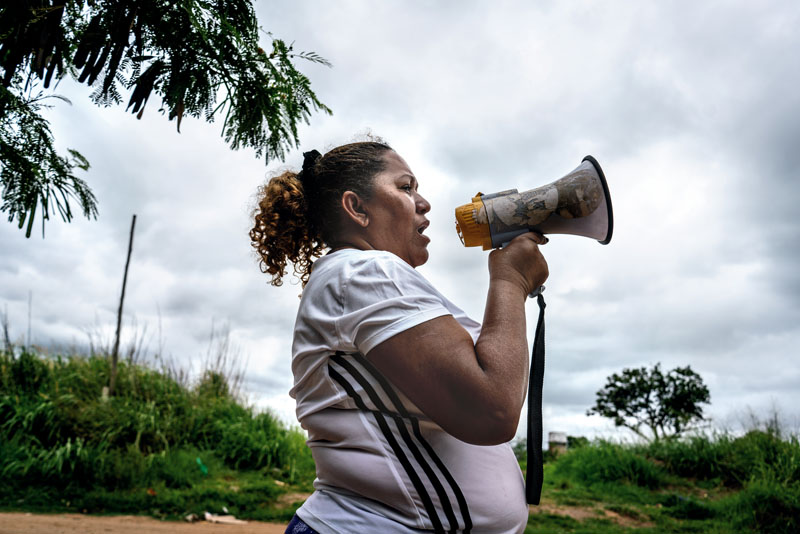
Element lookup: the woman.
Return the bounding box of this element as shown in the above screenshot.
[250,140,548,534]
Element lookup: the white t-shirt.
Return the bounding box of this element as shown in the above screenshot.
[290,249,528,534]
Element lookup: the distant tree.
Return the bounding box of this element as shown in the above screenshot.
[587,364,710,442]
[1,0,330,237]
[567,435,589,449]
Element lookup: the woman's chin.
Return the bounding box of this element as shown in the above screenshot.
[410,248,430,268]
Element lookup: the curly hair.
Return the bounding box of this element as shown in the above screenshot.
[250,141,392,287]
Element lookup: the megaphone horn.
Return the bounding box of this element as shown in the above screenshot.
[455,155,613,249]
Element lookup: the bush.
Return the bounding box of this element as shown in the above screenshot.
[726,475,800,534]
[0,435,111,488]
[0,350,316,499]
[645,435,728,483]
[149,448,217,489]
[647,431,800,489]
[724,430,799,487]
[215,411,286,470]
[554,441,667,489]
[9,350,52,394]
[661,493,715,520]
[567,435,589,449]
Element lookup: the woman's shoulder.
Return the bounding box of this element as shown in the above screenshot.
[312,248,417,281]
[303,249,434,310]
[296,249,437,335]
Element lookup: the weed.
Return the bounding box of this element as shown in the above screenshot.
[661,493,715,520]
[725,474,800,534]
[4,349,800,532]
[0,349,315,517]
[554,441,668,489]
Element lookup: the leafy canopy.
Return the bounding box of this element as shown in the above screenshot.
[0,0,331,237]
[587,363,711,442]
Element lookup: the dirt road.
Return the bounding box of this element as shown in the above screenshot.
[0,513,287,534]
[0,502,649,533]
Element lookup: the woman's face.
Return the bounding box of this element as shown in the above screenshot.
[363,151,432,267]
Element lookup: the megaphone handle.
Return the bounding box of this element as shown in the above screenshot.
[526,291,546,505]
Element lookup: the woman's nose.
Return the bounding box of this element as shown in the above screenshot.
[416,193,431,214]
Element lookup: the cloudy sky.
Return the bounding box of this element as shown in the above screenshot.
[2,0,799,441]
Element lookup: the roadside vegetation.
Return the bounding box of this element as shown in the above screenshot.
[0,348,314,521]
[1,349,798,532]
[521,427,800,533]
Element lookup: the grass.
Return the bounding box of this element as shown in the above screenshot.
[0,348,314,521]
[2,349,799,532]
[526,431,800,533]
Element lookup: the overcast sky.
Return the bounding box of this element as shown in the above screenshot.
[2,0,799,442]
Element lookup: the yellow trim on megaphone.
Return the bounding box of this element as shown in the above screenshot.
[454,193,493,250]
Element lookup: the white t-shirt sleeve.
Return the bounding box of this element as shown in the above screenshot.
[336,253,452,355]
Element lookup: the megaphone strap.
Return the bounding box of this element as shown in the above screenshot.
[526,291,546,505]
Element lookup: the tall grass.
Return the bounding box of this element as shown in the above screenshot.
[554,440,668,489]
[547,430,800,533]
[644,429,800,488]
[0,348,314,518]
[643,430,800,532]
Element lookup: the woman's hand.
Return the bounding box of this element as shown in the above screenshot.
[488,232,549,296]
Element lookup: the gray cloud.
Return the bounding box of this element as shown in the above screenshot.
[2,0,798,437]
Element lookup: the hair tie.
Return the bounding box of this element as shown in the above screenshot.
[301,150,321,182]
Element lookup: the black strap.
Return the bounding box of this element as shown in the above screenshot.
[526,291,546,505]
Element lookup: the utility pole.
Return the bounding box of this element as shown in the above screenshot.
[109,214,136,396]
[27,291,32,349]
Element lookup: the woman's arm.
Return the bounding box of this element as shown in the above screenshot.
[365,232,549,445]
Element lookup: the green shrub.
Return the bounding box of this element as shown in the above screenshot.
[92,445,150,489]
[0,351,316,500]
[661,493,715,520]
[149,448,215,489]
[0,394,68,447]
[1,435,111,489]
[724,430,799,487]
[281,427,315,485]
[568,435,590,449]
[215,410,306,473]
[726,475,800,534]
[196,370,231,399]
[646,435,727,482]
[646,431,800,490]
[9,350,53,394]
[554,441,667,489]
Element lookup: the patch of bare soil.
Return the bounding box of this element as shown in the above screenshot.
[3,498,654,533]
[276,492,312,508]
[0,513,287,534]
[530,501,654,529]
[600,507,654,529]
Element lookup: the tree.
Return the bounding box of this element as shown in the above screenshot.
[587,363,710,441]
[1,0,330,237]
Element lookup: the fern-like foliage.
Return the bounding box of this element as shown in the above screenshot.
[0,0,331,237]
[0,83,98,237]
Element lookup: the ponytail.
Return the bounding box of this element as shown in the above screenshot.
[250,171,324,287]
[250,140,392,287]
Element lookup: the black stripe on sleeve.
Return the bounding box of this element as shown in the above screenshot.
[327,364,446,534]
[332,353,460,533]
[352,352,474,534]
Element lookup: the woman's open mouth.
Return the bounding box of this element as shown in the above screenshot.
[417,220,430,243]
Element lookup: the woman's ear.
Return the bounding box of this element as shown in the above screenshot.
[341,191,369,227]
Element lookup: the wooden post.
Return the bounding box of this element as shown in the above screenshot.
[27,291,32,349]
[109,214,136,396]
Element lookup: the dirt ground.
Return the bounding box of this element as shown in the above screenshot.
[0,513,287,534]
[0,502,651,533]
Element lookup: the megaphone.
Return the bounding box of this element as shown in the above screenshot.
[455,155,613,249]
